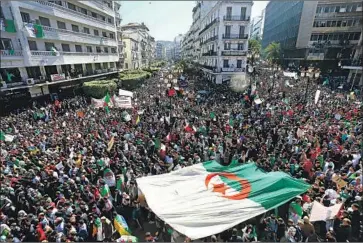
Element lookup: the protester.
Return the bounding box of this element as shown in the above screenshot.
[0,65,362,243]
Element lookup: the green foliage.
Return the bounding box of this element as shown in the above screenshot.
[142,67,160,73]
[264,42,281,64]
[248,39,261,56]
[151,61,166,68]
[82,80,117,98]
[119,70,151,81]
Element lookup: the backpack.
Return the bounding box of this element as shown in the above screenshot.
[293,226,303,242]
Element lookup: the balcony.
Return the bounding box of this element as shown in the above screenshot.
[202,51,217,56]
[222,34,249,40]
[341,58,363,70]
[222,50,247,56]
[201,35,218,45]
[221,67,245,73]
[312,25,361,33]
[21,1,115,31]
[78,1,115,17]
[199,17,220,35]
[28,51,118,66]
[24,24,117,46]
[0,50,23,59]
[223,16,250,22]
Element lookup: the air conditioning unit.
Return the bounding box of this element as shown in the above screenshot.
[39,76,46,81]
[27,78,35,85]
[1,81,7,89]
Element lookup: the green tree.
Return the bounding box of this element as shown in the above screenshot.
[248,39,261,65]
[264,42,281,65]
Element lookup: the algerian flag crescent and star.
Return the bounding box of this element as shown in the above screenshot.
[137,161,310,240]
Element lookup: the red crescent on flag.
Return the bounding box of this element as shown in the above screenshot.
[205,172,251,200]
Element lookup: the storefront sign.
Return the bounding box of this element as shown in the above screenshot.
[50,73,66,81]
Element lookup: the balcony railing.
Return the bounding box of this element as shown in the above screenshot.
[222,34,249,40]
[199,17,220,35]
[222,50,247,56]
[341,58,362,67]
[0,49,23,57]
[25,23,116,45]
[221,67,245,72]
[201,35,218,45]
[223,16,250,21]
[202,51,217,56]
[35,1,114,27]
[30,51,118,56]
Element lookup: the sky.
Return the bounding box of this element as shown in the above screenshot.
[120,1,268,41]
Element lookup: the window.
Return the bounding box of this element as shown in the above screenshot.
[72,24,79,32]
[49,1,62,5]
[26,67,41,79]
[337,21,342,27]
[240,7,246,19]
[94,29,99,36]
[108,18,112,24]
[0,68,21,83]
[102,32,107,37]
[103,63,108,69]
[96,46,101,53]
[225,26,231,36]
[237,60,242,68]
[226,7,232,17]
[239,26,245,36]
[20,12,30,23]
[109,33,114,39]
[75,45,82,52]
[110,62,115,68]
[0,6,4,19]
[45,42,55,51]
[61,43,70,52]
[335,6,340,12]
[39,16,51,27]
[103,47,108,53]
[238,43,244,50]
[28,40,38,50]
[125,63,128,69]
[347,20,353,26]
[91,12,97,18]
[224,43,231,50]
[0,38,13,50]
[100,15,106,21]
[223,60,229,68]
[326,21,331,27]
[331,21,337,27]
[95,63,101,70]
[67,2,76,11]
[83,27,90,34]
[316,7,321,13]
[79,7,87,15]
[86,46,92,53]
[111,47,116,53]
[57,21,66,29]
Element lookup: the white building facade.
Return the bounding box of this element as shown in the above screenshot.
[181,1,252,84]
[1,0,121,95]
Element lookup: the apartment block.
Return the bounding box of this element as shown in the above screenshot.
[121,22,155,69]
[181,1,253,84]
[262,1,362,74]
[250,9,264,40]
[1,0,122,97]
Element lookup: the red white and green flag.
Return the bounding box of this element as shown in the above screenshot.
[103,93,113,113]
[137,161,310,240]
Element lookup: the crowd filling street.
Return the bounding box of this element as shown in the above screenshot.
[0,65,362,242]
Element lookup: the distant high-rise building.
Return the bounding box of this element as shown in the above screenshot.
[173,34,183,60]
[250,9,264,40]
[156,42,165,59]
[262,1,362,74]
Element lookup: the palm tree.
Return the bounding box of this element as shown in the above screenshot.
[264,42,281,65]
[248,39,262,65]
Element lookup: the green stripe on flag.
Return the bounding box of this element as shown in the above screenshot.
[203,161,310,209]
[34,24,44,38]
[5,19,16,33]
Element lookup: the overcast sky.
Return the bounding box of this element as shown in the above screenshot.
[121,1,268,41]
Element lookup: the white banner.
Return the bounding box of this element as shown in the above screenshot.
[91,98,104,108]
[118,89,133,98]
[113,95,132,109]
[314,90,321,104]
[309,201,342,222]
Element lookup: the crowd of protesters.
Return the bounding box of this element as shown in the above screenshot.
[0,65,362,242]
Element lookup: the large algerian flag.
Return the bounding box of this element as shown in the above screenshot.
[136,161,310,240]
